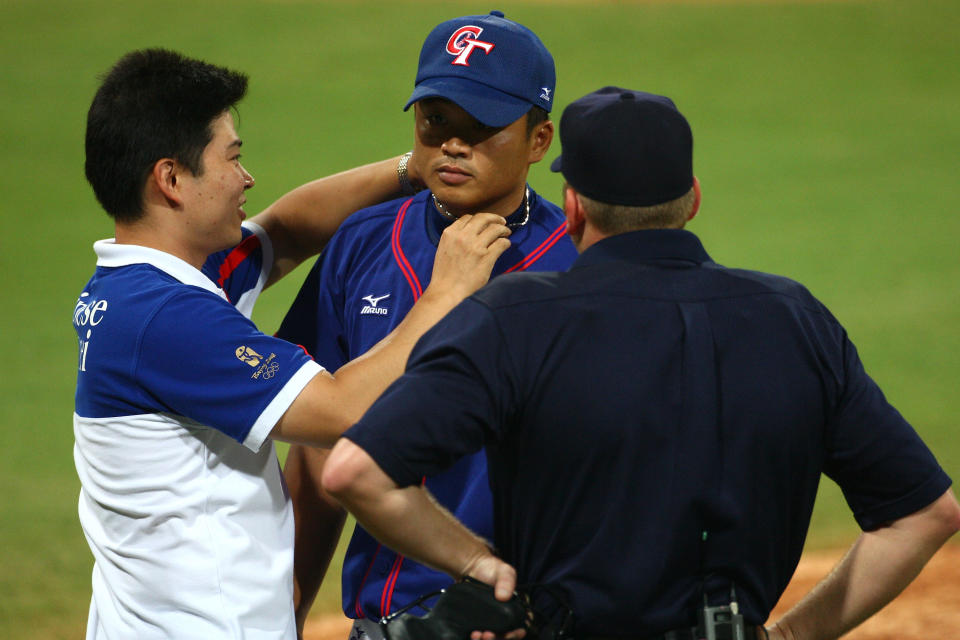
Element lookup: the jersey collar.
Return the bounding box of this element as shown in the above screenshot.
[573,228,713,270]
[424,186,538,246]
[93,239,226,298]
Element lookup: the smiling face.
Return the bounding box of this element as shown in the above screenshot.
[180,111,255,255]
[413,99,552,217]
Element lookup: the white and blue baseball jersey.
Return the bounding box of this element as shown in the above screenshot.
[73,222,323,639]
[276,189,577,619]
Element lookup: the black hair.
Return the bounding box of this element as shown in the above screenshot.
[526,105,549,136]
[84,48,248,222]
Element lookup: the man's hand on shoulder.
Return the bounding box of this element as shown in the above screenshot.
[427,213,511,305]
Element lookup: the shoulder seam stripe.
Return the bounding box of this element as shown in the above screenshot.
[506,221,568,273]
[217,233,263,302]
[391,198,423,301]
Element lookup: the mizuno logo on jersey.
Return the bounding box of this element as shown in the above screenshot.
[360,293,391,316]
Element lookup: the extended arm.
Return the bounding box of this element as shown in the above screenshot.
[270,213,511,446]
[251,155,420,288]
[767,488,960,640]
[322,438,518,602]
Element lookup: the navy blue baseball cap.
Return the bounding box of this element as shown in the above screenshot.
[551,87,694,207]
[403,10,555,127]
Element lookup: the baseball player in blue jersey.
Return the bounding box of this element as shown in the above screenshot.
[73,48,510,640]
[275,12,578,639]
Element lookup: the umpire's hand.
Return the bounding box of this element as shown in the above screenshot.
[463,555,525,640]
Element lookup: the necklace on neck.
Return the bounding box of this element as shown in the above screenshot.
[432,188,531,230]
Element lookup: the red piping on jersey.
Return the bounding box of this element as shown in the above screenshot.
[391,203,568,294]
[380,553,406,616]
[505,221,568,273]
[354,543,382,618]
[216,233,263,302]
[391,198,424,300]
[377,475,425,616]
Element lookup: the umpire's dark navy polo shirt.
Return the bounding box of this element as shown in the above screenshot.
[345,229,950,637]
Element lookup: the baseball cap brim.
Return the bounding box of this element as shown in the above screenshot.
[550,156,563,172]
[404,77,532,128]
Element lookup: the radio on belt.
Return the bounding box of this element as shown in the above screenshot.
[698,586,747,640]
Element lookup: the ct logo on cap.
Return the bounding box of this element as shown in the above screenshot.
[446,25,494,66]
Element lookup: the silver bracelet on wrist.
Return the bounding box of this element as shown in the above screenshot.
[397,151,419,195]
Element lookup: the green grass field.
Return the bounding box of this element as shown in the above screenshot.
[2,0,958,637]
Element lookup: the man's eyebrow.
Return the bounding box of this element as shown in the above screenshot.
[228,138,243,149]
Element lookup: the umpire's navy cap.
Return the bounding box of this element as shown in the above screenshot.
[404,10,555,128]
[551,87,694,207]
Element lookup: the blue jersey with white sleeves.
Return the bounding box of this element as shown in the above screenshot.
[276,188,577,619]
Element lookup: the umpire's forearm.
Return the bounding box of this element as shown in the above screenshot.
[323,438,492,580]
[365,484,492,580]
[769,489,960,640]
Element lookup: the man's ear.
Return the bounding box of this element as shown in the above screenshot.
[687,176,701,222]
[151,158,183,208]
[527,120,554,163]
[563,185,586,242]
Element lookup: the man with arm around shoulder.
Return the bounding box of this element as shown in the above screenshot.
[73,48,508,640]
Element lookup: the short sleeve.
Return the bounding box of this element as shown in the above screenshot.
[344,298,517,487]
[823,332,951,530]
[137,287,322,450]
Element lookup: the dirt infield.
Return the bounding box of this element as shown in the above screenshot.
[304,544,960,640]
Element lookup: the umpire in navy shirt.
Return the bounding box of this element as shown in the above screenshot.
[323,87,960,640]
